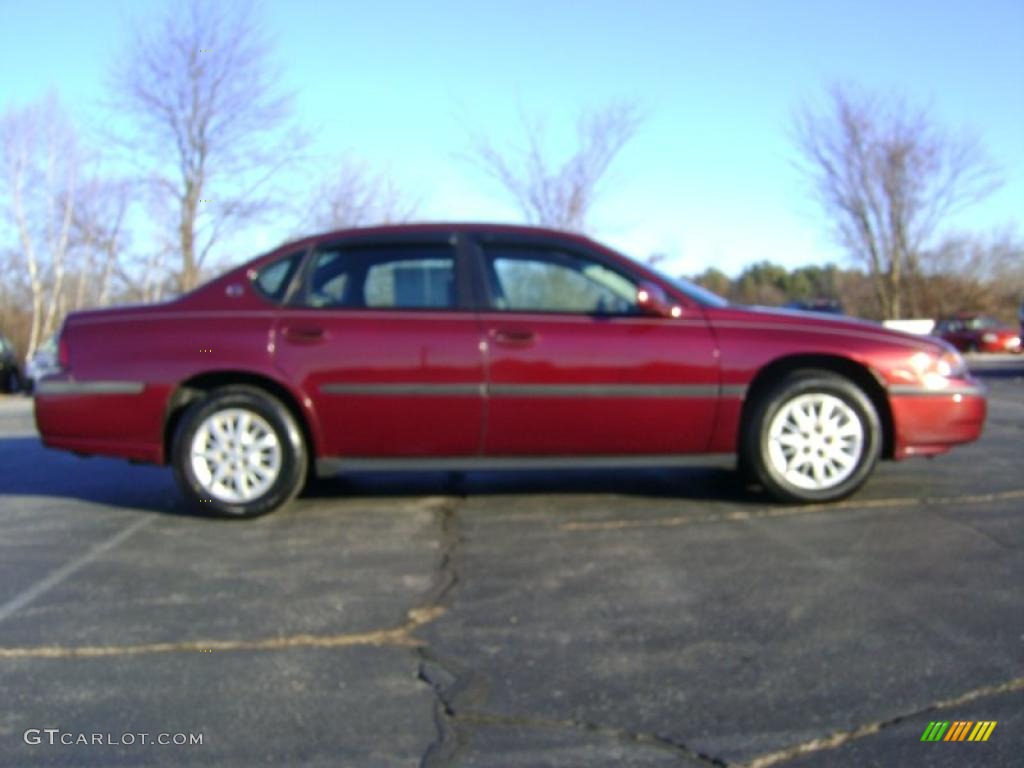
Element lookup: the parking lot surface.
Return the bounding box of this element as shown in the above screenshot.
[0,361,1021,766]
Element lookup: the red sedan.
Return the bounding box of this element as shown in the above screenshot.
[35,224,986,517]
[934,314,1022,354]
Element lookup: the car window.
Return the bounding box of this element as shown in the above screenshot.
[304,245,456,310]
[964,316,999,330]
[252,251,303,303]
[484,245,639,315]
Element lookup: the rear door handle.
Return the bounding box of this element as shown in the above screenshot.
[282,325,326,344]
[491,329,535,347]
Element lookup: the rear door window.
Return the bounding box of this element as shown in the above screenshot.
[304,244,457,310]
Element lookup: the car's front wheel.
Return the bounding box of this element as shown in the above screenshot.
[172,386,307,518]
[743,370,881,503]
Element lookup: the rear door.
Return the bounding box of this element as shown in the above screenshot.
[272,233,485,457]
[472,236,721,456]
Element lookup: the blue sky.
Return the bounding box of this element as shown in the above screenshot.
[2,0,1022,276]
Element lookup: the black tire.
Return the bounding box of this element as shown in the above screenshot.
[742,370,881,503]
[171,385,308,518]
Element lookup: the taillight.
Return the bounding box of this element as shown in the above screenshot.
[58,333,70,370]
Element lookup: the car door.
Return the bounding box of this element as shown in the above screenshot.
[473,236,721,456]
[272,234,485,457]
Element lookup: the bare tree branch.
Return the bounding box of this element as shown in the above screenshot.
[1,95,79,358]
[303,155,419,231]
[109,0,307,291]
[466,101,643,233]
[793,84,1002,318]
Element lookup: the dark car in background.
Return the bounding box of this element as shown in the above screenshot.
[783,298,845,315]
[0,334,23,393]
[935,314,1022,354]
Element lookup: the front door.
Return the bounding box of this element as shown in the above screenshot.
[475,240,720,456]
[272,236,484,457]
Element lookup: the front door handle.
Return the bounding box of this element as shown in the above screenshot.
[491,328,535,347]
[282,325,326,344]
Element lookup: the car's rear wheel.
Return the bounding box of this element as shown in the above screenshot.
[172,386,307,518]
[743,370,881,503]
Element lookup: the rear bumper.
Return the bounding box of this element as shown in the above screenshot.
[34,376,168,463]
[889,381,987,459]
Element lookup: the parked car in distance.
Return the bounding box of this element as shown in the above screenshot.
[24,336,59,394]
[35,224,987,518]
[783,298,845,315]
[0,334,23,394]
[934,313,1022,354]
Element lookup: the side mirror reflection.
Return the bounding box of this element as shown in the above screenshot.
[636,282,682,318]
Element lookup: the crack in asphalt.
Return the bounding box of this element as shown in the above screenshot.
[453,711,729,766]
[559,488,1024,532]
[409,485,1022,766]
[0,499,459,660]
[421,673,1023,766]
[411,493,732,767]
[738,675,1024,768]
[413,494,473,768]
[0,605,446,659]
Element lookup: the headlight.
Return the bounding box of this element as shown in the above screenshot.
[935,350,966,377]
[907,349,966,389]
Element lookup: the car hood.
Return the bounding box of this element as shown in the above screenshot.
[705,304,955,354]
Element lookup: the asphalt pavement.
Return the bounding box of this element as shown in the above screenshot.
[0,360,1021,767]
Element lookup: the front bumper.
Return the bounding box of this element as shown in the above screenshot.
[888,380,987,459]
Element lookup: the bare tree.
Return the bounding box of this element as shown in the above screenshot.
[0,95,79,358]
[793,85,1001,318]
[109,0,305,292]
[918,231,1024,319]
[305,156,418,231]
[69,176,132,309]
[467,101,643,232]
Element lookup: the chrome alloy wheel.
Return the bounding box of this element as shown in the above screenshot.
[189,408,282,503]
[766,393,865,491]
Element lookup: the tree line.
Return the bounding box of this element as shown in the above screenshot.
[2,1,1020,362]
[692,232,1022,323]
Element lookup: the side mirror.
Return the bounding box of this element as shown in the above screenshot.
[636,281,682,318]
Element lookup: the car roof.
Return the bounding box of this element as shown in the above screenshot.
[271,222,609,255]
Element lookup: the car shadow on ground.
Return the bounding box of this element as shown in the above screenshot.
[0,434,763,518]
[0,436,192,517]
[302,460,760,505]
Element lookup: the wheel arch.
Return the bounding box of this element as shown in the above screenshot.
[163,371,321,466]
[739,354,895,460]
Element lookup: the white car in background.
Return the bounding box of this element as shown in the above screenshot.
[24,336,59,394]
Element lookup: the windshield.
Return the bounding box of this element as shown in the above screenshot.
[651,268,730,308]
